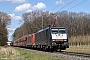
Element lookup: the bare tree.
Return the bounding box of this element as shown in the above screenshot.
[0,12,11,46]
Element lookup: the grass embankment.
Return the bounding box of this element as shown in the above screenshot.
[65,45,90,53]
[0,46,67,60]
[66,35,90,53]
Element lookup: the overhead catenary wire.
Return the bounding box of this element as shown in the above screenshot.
[51,0,67,11]
[51,4,61,11]
[67,0,87,10]
[59,0,76,11]
[51,0,87,12]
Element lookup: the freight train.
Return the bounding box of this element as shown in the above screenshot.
[12,26,69,51]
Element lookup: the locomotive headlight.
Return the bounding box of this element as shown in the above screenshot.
[52,40,55,41]
[64,39,67,41]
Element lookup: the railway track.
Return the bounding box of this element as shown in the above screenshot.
[46,51,90,60]
[57,51,90,59]
[36,50,90,60]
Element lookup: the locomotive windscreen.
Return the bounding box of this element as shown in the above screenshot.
[59,30,66,33]
[51,28,66,34]
[51,29,58,34]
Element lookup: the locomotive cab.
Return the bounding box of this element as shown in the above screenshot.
[51,27,69,50]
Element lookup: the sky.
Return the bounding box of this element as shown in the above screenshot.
[0,0,90,41]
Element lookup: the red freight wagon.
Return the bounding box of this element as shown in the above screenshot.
[26,33,35,47]
[22,35,28,47]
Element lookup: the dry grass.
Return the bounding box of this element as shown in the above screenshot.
[65,45,90,54]
[0,46,18,56]
[0,46,20,60]
[69,35,90,46]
